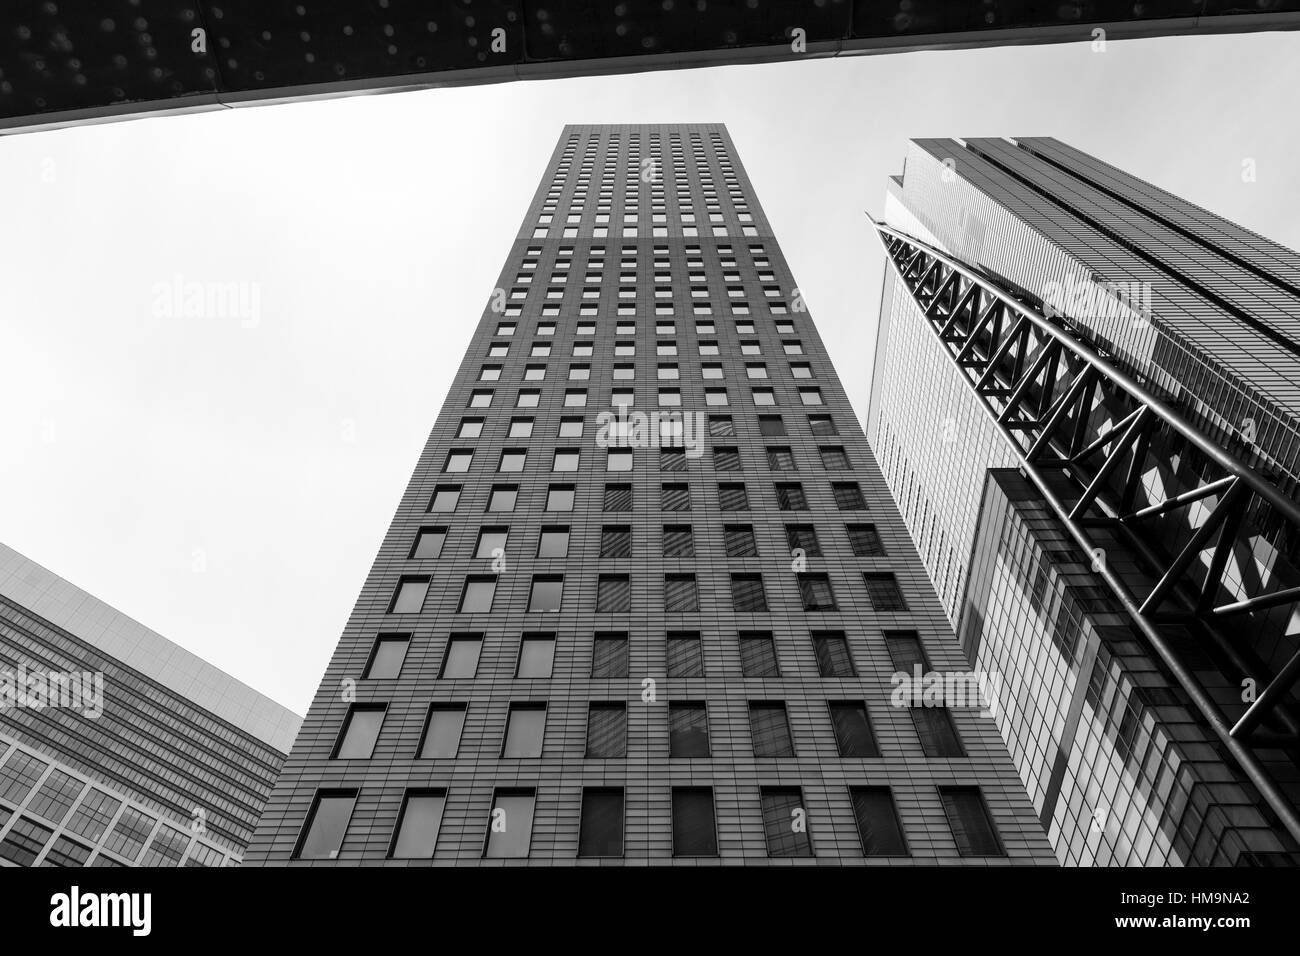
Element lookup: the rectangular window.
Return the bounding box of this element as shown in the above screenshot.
[441,635,482,678]
[799,388,823,405]
[578,789,624,858]
[390,577,430,614]
[457,418,484,438]
[26,770,83,826]
[662,524,694,558]
[766,446,796,471]
[666,631,704,677]
[537,526,569,558]
[601,525,632,558]
[808,414,838,436]
[586,703,627,758]
[43,835,92,868]
[664,574,699,612]
[851,788,908,856]
[475,527,509,559]
[546,484,574,512]
[502,704,546,758]
[798,573,838,611]
[820,446,851,470]
[671,788,717,857]
[430,485,461,512]
[739,631,779,677]
[498,449,527,472]
[776,483,807,511]
[528,575,564,612]
[459,575,497,613]
[784,524,820,557]
[410,527,445,559]
[389,790,446,859]
[419,704,467,758]
[64,790,119,844]
[829,702,880,757]
[718,482,749,511]
[603,483,633,512]
[847,523,885,556]
[553,448,580,472]
[364,634,410,679]
[508,417,534,438]
[484,790,535,859]
[596,574,632,613]
[761,787,813,857]
[294,791,357,860]
[333,704,385,759]
[444,450,473,473]
[0,817,53,867]
[669,703,710,757]
[713,446,741,471]
[517,635,555,678]
[606,449,633,472]
[592,632,629,678]
[724,523,757,557]
[660,482,691,511]
[731,573,768,612]
[659,448,687,471]
[749,701,795,756]
[833,482,867,510]
[758,415,785,436]
[487,485,517,512]
[939,788,1004,857]
[864,573,908,611]
[558,417,583,437]
[812,630,855,677]
[708,415,735,437]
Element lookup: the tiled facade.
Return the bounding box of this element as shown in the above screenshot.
[0,543,301,866]
[868,137,1300,865]
[245,124,1055,866]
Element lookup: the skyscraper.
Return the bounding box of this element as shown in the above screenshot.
[868,137,1300,864]
[0,543,301,867]
[245,123,1055,866]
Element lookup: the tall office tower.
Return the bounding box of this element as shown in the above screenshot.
[0,543,301,867]
[245,124,1055,866]
[868,137,1300,864]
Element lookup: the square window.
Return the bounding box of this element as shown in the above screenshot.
[499,449,527,472]
[546,484,575,512]
[767,446,796,471]
[705,389,729,406]
[390,577,430,614]
[718,482,749,511]
[410,527,445,560]
[658,364,680,380]
[752,388,775,406]
[800,388,823,406]
[783,340,804,355]
[606,449,633,472]
[847,523,884,556]
[660,448,687,472]
[488,485,518,512]
[746,364,767,379]
[730,573,768,612]
[537,527,569,558]
[662,524,694,558]
[785,523,821,557]
[479,366,501,382]
[508,418,534,438]
[820,446,851,470]
[596,575,632,613]
[712,447,740,471]
[834,482,866,510]
[457,418,484,439]
[430,485,461,512]
[558,417,583,438]
[569,365,591,381]
[553,449,580,472]
[798,573,838,611]
[611,388,635,407]
[529,576,564,612]
[708,416,736,438]
[564,389,588,407]
[791,363,813,379]
[613,364,635,380]
[758,415,786,437]
[524,365,546,381]
[444,450,473,473]
[603,483,633,512]
[724,524,758,557]
[516,390,540,408]
[776,483,808,511]
[808,414,837,436]
[469,390,493,408]
[701,364,724,380]
[459,576,497,613]
[475,527,509,559]
[661,482,691,511]
[600,525,632,558]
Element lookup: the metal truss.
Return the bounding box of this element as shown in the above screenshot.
[874,221,1300,841]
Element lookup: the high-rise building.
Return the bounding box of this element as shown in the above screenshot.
[245,123,1055,866]
[0,543,301,867]
[868,137,1300,864]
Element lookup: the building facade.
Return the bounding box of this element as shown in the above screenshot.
[868,137,1300,864]
[0,543,301,867]
[246,123,1055,866]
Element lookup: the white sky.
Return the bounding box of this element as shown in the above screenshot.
[1,32,1297,716]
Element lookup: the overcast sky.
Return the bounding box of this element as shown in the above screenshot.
[1,31,1297,716]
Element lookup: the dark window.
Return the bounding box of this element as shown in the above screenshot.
[797,573,838,611]
[389,791,446,859]
[749,701,795,756]
[718,482,749,511]
[294,791,357,860]
[603,483,633,512]
[586,703,627,758]
[939,788,1004,857]
[707,415,735,437]
[669,702,710,757]
[851,788,908,856]
[730,573,768,612]
[766,446,796,471]
[829,702,879,757]
[601,525,632,558]
[884,630,930,671]
[662,524,694,557]
[808,414,837,436]
[758,415,786,437]
[410,527,446,559]
[776,483,808,510]
[333,705,385,759]
[864,573,908,611]
[847,523,885,556]
[666,631,704,677]
[785,524,821,557]
[592,632,629,678]
[419,704,467,758]
[761,787,812,857]
[664,574,699,612]
[364,634,410,679]
[660,448,687,472]
[812,630,855,677]
[739,631,780,677]
[833,482,866,510]
[713,447,741,471]
[42,835,91,868]
[459,575,497,613]
[0,817,52,867]
[913,708,966,757]
[578,789,624,858]
[671,788,717,857]
[724,524,758,557]
[661,482,691,511]
[440,635,482,678]
[820,446,851,470]
[597,575,632,613]
[390,576,430,614]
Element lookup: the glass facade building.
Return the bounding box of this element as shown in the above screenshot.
[0,543,301,867]
[245,124,1056,866]
[868,137,1300,864]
